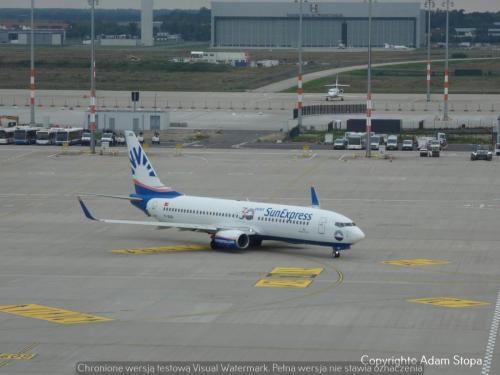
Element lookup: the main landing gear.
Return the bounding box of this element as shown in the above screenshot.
[333,250,340,258]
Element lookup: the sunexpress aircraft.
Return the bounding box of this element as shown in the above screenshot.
[78,131,365,258]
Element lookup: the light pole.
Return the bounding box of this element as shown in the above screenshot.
[296,0,304,131]
[366,0,372,158]
[425,0,435,103]
[30,0,35,126]
[88,0,98,154]
[442,0,453,121]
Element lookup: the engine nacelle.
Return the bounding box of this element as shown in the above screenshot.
[213,230,250,250]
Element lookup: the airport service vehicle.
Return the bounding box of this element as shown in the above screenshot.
[0,127,15,144]
[324,75,350,101]
[55,128,83,146]
[402,139,414,151]
[471,145,492,161]
[137,133,144,144]
[370,135,381,151]
[495,143,500,156]
[324,133,333,145]
[36,128,58,145]
[152,132,161,145]
[14,127,37,145]
[100,131,116,146]
[429,140,441,157]
[346,132,365,150]
[78,131,365,258]
[81,131,91,146]
[386,135,398,150]
[115,133,126,145]
[437,132,447,149]
[417,136,434,150]
[333,138,346,150]
[419,146,429,157]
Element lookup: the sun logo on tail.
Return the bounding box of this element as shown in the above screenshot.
[129,146,156,178]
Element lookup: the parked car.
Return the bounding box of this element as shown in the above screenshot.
[471,145,493,161]
[402,139,414,151]
[333,138,346,150]
[137,132,144,144]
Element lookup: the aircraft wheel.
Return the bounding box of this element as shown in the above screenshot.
[210,240,217,250]
[333,250,340,258]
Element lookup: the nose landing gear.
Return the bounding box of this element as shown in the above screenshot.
[333,250,340,258]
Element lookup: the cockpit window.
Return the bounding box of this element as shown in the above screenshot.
[335,222,356,228]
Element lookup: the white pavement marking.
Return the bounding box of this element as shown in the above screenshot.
[482,289,500,375]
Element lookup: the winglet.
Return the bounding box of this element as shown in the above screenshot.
[77,196,97,221]
[310,186,320,209]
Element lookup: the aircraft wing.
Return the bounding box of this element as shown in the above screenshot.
[78,197,259,235]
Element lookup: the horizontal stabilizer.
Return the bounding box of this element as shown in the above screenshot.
[77,193,143,202]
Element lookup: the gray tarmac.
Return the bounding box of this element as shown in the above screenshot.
[0,146,499,374]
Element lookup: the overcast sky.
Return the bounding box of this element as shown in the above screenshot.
[0,0,499,12]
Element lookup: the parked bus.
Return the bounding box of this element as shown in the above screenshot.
[0,128,15,144]
[55,128,83,146]
[36,128,58,145]
[14,127,38,145]
[346,132,366,150]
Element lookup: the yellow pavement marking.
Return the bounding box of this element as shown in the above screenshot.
[0,304,113,324]
[0,353,36,360]
[112,244,210,255]
[382,258,450,267]
[409,297,491,308]
[268,267,324,278]
[254,279,313,288]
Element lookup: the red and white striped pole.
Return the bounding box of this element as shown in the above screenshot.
[297,73,303,111]
[90,62,96,132]
[426,61,431,101]
[30,69,36,107]
[443,67,449,118]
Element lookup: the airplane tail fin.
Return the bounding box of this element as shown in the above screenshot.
[125,131,182,198]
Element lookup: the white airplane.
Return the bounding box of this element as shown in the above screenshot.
[78,131,365,258]
[384,43,410,50]
[325,75,350,101]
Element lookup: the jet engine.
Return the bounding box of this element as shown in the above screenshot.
[212,230,250,250]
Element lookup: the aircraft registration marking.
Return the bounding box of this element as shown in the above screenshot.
[382,258,450,267]
[112,244,210,255]
[268,267,324,278]
[408,297,491,308]
[0,304,113,325]
[254,279,312,288]
[0,353,36,360]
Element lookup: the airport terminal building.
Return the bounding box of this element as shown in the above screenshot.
[211,1,424,49]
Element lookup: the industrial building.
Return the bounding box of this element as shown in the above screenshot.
[88,110,169,132]
[0,29,65,45]
[211,1,424,49]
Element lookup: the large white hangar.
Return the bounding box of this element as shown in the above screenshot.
[211,1,424,49]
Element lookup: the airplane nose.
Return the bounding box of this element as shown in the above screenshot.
[351,227,365,243]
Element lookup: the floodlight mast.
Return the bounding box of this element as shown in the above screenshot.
[297,0,304,130]
[365,0,373,158]
[425,0,435,103]
[30,0,35,126]
[442,0,453,121]
[88,0,99,154]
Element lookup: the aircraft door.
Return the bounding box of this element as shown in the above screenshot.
[318,217,327,234]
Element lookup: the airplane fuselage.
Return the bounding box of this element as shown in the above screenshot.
[145,195,364,249]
